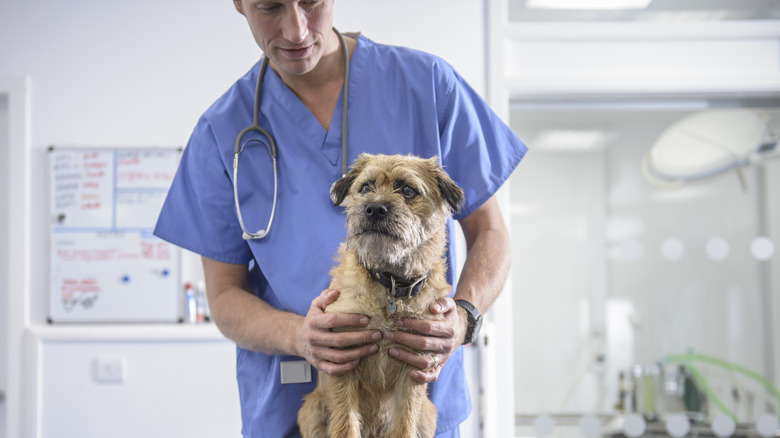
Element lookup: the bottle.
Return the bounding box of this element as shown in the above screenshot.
[195,284,206,323]
[184,282,197,324]
[197,280,210,322]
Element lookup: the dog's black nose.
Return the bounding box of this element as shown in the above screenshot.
[365,203,388,221]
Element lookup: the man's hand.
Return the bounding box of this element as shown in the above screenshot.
[298,289,383,376]
[384,296,467,383]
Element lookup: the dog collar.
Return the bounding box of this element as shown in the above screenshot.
[369,270,429,315]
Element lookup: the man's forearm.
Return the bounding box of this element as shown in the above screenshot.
[209,286,304,355]
[202,257,303,356]
[454,196,512,314]
[454,226,511,314]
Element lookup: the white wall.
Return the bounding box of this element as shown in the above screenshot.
[0,1,486,437]
[40,339,239,438]
[0,0,483,149]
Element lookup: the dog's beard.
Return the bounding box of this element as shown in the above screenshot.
[345,207,446,277]
[353,231,414,269]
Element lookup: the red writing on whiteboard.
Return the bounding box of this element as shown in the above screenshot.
[118,252,141,261]
[61,278,101,298]
[118,156,141,166]
[80,202,102,210]
[60,278,101,311]
[86,170,105,179]
[117,171,175,184]
[155,171,175,181]
[57,248,118,262]
[83,161,108,169]
[82,151,108,168]
[57,246,162,262]
[140,241,171,261]
[119,171,151,182]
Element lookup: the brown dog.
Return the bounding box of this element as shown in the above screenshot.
[297,153,464,438]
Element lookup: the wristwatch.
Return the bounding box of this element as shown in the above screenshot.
[454,300,483,345]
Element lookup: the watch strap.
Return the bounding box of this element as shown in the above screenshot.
[454,299,482,345]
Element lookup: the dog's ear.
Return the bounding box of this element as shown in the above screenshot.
[436,168,465,214]
[330,173,355,206]
[330,153,371,206]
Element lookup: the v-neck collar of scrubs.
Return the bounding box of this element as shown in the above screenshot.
[258,37,363,168]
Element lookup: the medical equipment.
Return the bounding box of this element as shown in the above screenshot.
[617,363,708,423]
[616,354,780,427]
[233,28,351,240]
[642,109,779,190]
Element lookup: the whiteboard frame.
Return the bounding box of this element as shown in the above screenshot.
[47,147,183,324]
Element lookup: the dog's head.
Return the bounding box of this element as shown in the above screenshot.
[330,153,464,275]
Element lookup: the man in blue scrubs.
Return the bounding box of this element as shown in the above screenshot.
[154,1,527,436]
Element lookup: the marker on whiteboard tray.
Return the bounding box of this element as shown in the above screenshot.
[197,281,211,322]
[195,284,206,323]
[184,282,197,324]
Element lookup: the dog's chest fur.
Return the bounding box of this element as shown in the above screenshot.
[326,245,448,379]
[326,245,448,331]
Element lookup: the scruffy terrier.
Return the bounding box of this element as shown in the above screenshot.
[297,153,464,438]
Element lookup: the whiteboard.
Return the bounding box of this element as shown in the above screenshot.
[49,148,182,323]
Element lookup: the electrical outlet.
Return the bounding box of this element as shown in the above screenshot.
[93,356,125,384]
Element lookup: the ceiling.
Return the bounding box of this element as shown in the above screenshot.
[508,0,780,22]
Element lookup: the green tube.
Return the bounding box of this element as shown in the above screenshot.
[664,352,780,420]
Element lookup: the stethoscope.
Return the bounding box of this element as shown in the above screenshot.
[233,28,350,240]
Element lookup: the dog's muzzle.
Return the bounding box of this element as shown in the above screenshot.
[365,202,388,222]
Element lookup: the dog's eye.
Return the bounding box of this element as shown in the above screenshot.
[400,185,417,199]
[360,183,373,195]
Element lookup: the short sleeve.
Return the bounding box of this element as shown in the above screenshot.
[154,122,253,264]
[436,66,527,219]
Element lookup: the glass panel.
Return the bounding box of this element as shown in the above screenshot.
[0,95,8,434]
[509,100,780,436]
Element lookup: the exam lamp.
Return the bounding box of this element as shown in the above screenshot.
[641,109,779,190]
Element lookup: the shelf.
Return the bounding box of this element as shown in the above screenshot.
[28,323,229,343]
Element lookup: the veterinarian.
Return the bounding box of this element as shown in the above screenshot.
[154,1,527,436]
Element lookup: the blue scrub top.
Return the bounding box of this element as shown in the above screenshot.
[155,34,527,437]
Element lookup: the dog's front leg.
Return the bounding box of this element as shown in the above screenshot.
[321,373,363,438]
[388,382,437,438]
[298,387,328,438]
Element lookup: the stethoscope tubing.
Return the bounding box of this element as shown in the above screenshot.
[233,28,349,240]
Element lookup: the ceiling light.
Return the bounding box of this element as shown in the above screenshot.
[532,129,611,151]
[647,10,730,22]
[526,0,653,10]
